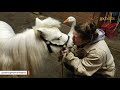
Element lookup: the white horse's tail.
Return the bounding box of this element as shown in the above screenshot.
[0,21,15,40]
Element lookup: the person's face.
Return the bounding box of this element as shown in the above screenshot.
[72,31,83,46]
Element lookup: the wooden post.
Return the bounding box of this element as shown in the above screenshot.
[97,12,107,27]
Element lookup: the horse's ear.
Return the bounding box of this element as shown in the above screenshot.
[37,29,45,36]
[35,18,42,26]
[34,29,44,38]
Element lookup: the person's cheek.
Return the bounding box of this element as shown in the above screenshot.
[76,37,81,45]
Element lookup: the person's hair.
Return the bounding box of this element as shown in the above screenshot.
[74,21,98,41]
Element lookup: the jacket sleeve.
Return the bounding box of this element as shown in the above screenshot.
[64,48,103,76]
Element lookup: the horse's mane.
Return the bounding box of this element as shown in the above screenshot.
[0,28,50,77]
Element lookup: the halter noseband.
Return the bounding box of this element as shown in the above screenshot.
[41,35,70,53]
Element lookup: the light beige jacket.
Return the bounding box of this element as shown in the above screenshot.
[64,40,115,77]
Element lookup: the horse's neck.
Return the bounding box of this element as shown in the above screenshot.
[50,45,61,55]
[4,29,35,48]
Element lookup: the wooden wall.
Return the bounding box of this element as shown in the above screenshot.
[41,12,101,26]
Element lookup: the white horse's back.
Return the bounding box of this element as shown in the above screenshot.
[0,21,15,39]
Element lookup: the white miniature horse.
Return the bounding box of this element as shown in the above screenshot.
[0,17,72,78]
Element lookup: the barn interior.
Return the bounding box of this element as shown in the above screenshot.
[0,12,120,78]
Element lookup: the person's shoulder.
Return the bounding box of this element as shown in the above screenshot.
[85,44,104,54]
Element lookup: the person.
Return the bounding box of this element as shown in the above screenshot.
[58,21,115,78]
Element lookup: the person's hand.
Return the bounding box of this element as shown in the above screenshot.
[76,48,87,59]
[58,47,69,62]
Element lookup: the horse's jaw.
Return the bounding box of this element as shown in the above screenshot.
[50,46,61,55]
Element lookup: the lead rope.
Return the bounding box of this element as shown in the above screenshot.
[60,45,67,78]
[61,58,64,78]
[59,36,70,78]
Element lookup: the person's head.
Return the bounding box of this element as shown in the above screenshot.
[72,21,98,46]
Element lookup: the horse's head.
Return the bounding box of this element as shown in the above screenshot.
[35,27,69,53]
[33,17,73,54]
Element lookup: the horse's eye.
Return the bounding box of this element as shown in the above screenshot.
[51,36,62,41]
[57,36,62,40]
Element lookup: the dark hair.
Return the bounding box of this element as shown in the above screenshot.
[74,21,98,41]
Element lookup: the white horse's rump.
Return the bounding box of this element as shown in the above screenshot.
[0,17,71,78]
[0,21,15,39]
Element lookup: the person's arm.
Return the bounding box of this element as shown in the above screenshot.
[64,48,104,76]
